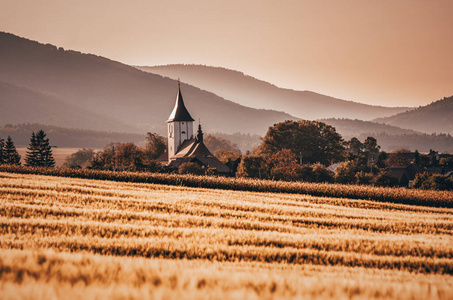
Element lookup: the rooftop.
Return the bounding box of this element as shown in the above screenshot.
[167,85,195,122]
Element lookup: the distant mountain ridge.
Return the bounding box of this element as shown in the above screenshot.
[320,118,419,139]
[373,96,453,135]
[321,118,453,152]
[0,81,135,132]
[0,123,145,148]
[1,32,452,153]
[138,64,412,121]
[0,32,297,136]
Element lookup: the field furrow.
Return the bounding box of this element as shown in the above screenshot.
[1,172,453,299]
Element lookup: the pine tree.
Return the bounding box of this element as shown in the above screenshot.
[4,136,21,165]
[25,130,55,167]
[0,138,5,164]
[25,132,39,166]
[36,130,55,167]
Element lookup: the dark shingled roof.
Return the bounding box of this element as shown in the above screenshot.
[167,87,195,122]
[169,139,231,174]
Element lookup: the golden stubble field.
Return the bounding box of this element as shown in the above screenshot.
[0,172,452,299]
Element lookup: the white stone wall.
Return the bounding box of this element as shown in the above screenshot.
[168,121,193,161]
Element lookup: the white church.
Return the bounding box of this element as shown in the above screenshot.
[166,83,231,175]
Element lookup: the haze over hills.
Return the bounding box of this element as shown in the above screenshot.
[0,123,145,148]
[138,65,412,121]
[0,81,135,132]
[321,118,453,153]
[1,32,452,153]
[373,96,453,135]
[0,32,296,136]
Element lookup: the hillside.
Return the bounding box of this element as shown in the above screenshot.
[0,32,296,136]
[321,118,453,152]
[0,81,135,132]
[374,96,453,134]
[0,123,145,148]
[138,64,411,121]
[320,118,418,138]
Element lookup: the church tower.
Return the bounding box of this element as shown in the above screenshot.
[167,82,194,161]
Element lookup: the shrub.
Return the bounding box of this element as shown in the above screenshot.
[373,171,399,187]
[236,155,269,179]
[178,162,205,175]
[298,164,314,182]
[356,171,374,185]
[413,172,453,191]
[334,161,356,184]
[312,163,334,183]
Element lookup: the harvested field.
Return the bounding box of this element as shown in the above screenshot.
[0,172,452,299]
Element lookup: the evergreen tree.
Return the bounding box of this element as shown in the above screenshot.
[25,130,55,167]
[4,136,21,165]
[0,138,5,164]
[25,132,39,166]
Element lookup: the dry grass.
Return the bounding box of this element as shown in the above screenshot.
[2,165,453,207]
[1,249,452,300]
[1,172,452,299]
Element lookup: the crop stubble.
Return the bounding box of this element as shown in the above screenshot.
[0,172,452,299]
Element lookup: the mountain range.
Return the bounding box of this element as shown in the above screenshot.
[321,119,453,152]
[373,96,453,134]
[138,65,411,121]
[0,32,295,136]
[1,32,452,153]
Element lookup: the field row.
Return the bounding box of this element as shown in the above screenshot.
[1,217,452,259]
[1,165,452,207]
[1,172,453,276]
[1,249,452,300]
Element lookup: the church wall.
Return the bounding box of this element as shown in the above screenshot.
[168,121,193,161]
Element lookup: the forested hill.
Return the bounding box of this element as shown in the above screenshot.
[320,118,418,138]
[373,96,453,135]
[138,64,411,121]
[0,81,135,132]
[0,124,145,148]
[321,118,453,153]
[0,32,296,136]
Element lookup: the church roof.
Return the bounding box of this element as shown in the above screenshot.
[170,138,214,159]
[169,133,231,174]
[167,86,195,122]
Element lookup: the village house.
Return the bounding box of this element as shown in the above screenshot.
[387,163,425,187]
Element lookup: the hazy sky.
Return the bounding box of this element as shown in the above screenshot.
[1,0,452,107]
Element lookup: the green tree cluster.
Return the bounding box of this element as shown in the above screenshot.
[260,120,345,165]
[178,162,205,175]
[89,132,166,172]
[63,148,96,168]
[413,173,453,191]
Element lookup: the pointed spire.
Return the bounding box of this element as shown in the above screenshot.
[167,81,195,122]
[196,121,203,142]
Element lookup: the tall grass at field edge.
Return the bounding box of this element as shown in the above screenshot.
[0,165,451,208]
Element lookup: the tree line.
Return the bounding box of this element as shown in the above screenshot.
[3,122,452,191]
[0,130,55,167]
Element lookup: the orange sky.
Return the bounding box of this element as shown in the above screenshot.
[1,0,452,107]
